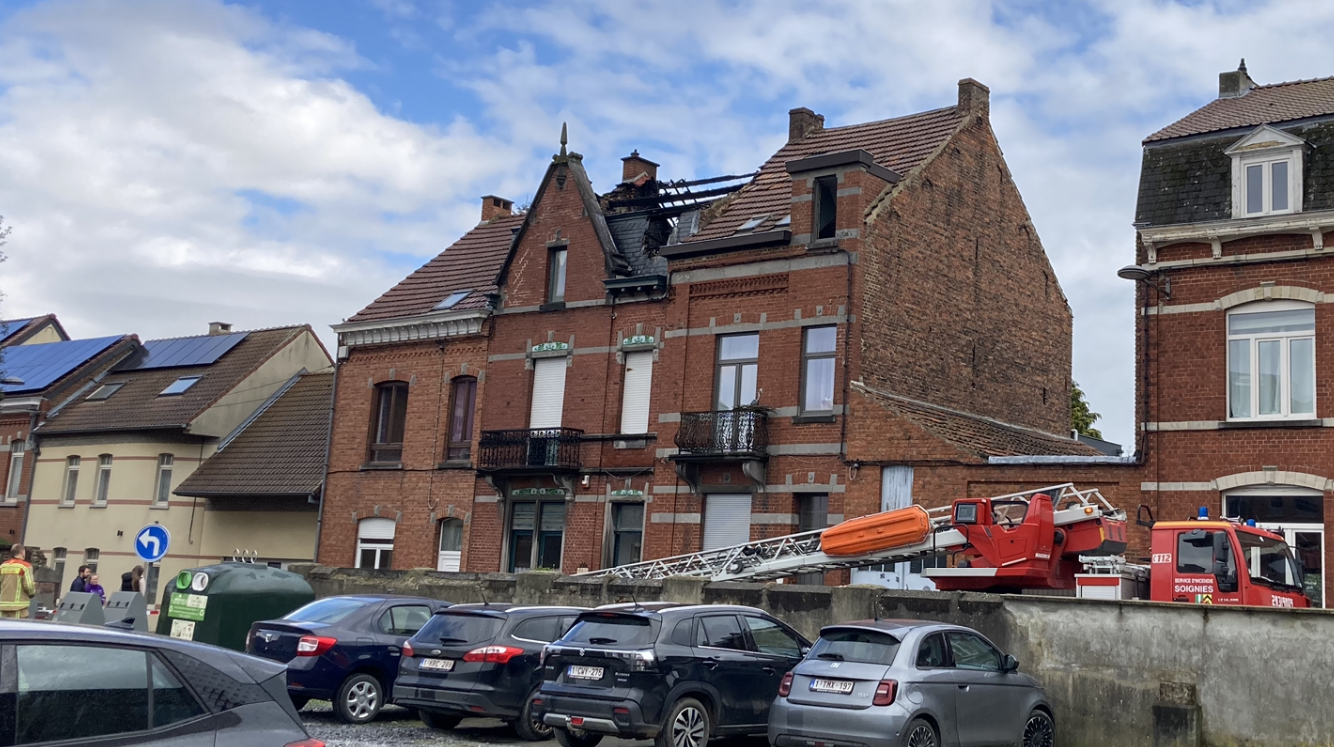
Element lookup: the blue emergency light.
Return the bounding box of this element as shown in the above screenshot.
[1246,519,1257,527]
[1198,506,1210,520]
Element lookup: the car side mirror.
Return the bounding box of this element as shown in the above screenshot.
[1001,654,1019,673]
[799,645,811,656]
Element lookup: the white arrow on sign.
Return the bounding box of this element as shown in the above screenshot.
[138,529,161,556]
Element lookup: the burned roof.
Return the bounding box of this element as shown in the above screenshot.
[174,372,333,498]
[858,384,1101,460]
[347,214,523,324]
[1146,75,1334,143]
[686,106,964,243]
[39,326,309,435]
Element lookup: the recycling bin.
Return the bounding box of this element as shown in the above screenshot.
[154,562,314,651]
[104,591,149,631]
[53,592,104,626]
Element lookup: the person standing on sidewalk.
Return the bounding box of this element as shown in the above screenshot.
[69,565,91,595]
[0,545,36,619]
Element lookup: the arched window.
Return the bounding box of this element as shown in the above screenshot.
[446,377,477,462]
[369,381,409,463]
[1227,301,1315,420]
[437,518,463,572]
[357,518,395,570]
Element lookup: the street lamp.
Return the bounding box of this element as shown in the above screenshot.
[1117,264,1171,299]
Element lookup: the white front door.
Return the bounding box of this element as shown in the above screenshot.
[1260,523,1324,607]
[702,494,752,550]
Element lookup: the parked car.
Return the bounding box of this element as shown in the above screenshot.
[0,620,320,747]
[245,594,451,724]
[535,603,811,747]
[393,604,587,739]
[768,620,1054,747]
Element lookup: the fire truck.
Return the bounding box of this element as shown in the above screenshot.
[577,483,1312,608]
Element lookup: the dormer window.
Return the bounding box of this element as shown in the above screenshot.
[1227,125,1304,219]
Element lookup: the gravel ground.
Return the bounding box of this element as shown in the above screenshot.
[301,701,768,747]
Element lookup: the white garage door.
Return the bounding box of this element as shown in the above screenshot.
[703,494,752,550]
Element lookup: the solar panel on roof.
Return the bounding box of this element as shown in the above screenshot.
[0,336,123,394]
[124,332,249,370]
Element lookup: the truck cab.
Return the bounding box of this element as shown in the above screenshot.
[1150,520,1311,608]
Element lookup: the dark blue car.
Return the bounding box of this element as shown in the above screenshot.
[246,594,451,724]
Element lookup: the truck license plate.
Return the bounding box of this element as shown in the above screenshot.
[567,665,604,680]
[420,659,454,672]
[809,678,854,694]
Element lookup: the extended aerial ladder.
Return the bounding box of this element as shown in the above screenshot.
[575,484,1129,592]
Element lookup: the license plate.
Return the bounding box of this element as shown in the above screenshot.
[809,678,854,694]
[567,665,604,680]
[419,659,455,672]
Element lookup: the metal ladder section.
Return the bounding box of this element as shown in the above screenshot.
[575,483,1125,583]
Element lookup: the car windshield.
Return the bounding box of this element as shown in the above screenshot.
[417,613,504,644]
[809,628,901,666]
[562,614,656,646]
[283,597,369,624]
[1236,530,1304,590]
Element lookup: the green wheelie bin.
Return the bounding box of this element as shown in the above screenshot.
[155,562,314,651]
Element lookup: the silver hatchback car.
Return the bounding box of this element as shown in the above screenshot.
[767,620,1054,747]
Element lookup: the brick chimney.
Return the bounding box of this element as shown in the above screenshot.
[208,321,233,336]
[957,78,990,118]
[788,107,825,143]
[621,150,659,183]
[481,195,514,222]
[1219,58,1256,99]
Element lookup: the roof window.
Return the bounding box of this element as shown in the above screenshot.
[737,216,768,233]
[86,383,125,401]
[775,215,791,228]
[434,290,473,311]
[159,377,201,396]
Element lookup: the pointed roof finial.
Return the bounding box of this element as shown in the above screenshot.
[1239,58,1247,73]
[559,122,568,157]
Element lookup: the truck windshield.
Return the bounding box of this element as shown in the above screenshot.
[1236,531,1303,590]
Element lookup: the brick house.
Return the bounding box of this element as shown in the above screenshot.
[320,79,1118,579]
[1127,62,1334,607]
[0,316,138,549]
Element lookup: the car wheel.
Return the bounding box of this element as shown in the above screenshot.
[334,673,383,724]
[1023,709,1055,747]
[554,727,604,747]
[289,696,310,711]
[901,718,938,747]
[513,689,555,741]
[420,710,463,730]
[655,697,710,747]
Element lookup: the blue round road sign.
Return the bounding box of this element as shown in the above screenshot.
[135,524,170,563]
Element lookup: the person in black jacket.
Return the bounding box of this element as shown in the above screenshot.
[121,565,144,594]
[69,565,91,594]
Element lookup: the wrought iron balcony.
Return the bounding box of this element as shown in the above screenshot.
[674,408,769,458]
[478,427,584,471]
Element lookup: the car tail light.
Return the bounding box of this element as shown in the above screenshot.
[463,645,525,664]
[283,740,325,747]
[872,679,898,706]
[295,636,337,657]
[778,671,794,698]
[402,641,415,658]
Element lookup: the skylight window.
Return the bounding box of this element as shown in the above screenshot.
[86,383,125,401]
[737,215,769,232]
[159,377,201,396]
[434,290,472,310]
[775,215,791,227]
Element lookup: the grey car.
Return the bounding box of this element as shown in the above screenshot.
[767,620,1054,747]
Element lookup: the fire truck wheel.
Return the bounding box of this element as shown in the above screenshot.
[901,718,937,747]
[1022,709,1055,747]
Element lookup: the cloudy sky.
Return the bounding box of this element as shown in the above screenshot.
[2,0,1334,447]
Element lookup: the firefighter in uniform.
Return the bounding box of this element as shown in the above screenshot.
[0,544,36,619]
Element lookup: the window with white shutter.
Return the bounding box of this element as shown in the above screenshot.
[529,357,568,429]
[702,494,752,550]
[620,352,653,434]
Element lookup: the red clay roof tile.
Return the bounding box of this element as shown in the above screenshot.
[1146,76,1334,143]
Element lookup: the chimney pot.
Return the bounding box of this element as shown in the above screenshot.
[621,150,660,183]
[208,321,233,336]
[788,107,825,143]
[957,78,990,118]
[1219,58,1256,99]
[480,195,514,222]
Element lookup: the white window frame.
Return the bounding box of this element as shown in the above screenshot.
[93,454,112,506]
[437,518,463,572]
[4,441,24,503]
[1227,300,1316,421]
[83,548,99,574]
[356,518,396,570]
[1227,125,1304,219]
[61,456,80,506]
[153,454,174,507]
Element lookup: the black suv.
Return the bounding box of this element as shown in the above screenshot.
[393,604,586,740]
[536,603,810,747]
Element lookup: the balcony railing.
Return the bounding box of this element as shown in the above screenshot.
[478,428,584,471]
[674,409,769,457]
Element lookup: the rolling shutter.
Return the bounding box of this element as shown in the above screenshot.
[620,352,654,434]
[702,494,752,550]
[359,518,396,541]
[529,357,568,429]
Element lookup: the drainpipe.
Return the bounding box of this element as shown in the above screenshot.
[18,409,38,545]
[312,359,341,564]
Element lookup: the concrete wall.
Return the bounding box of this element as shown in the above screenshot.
[291,564,1334,747]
